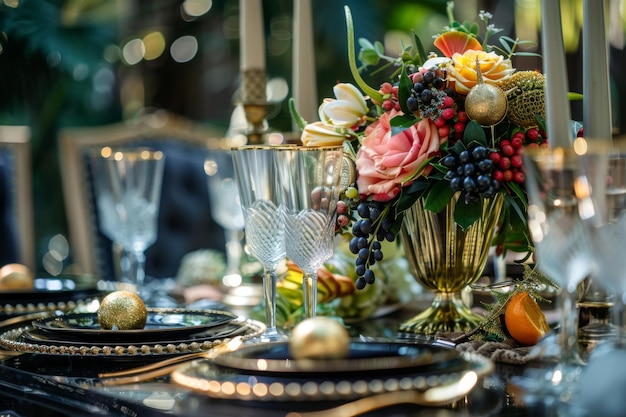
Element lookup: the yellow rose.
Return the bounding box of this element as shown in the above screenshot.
[448,50,514,94]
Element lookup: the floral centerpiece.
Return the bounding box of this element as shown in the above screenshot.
[293,3,550,293]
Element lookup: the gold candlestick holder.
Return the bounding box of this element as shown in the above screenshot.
[241,68,268,145]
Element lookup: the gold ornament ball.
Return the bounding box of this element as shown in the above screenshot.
[0,263,34,290]
[464,83,508,126]
[98,291,148,330]
[289,317,350,360]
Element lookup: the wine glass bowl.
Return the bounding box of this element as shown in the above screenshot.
[231,145,286,341]
[90,146,165,293]
[517,143,595,398]
[577,140,626,344]
[205,150,245,286]
[274,145,344,319]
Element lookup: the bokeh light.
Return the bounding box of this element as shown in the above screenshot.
[142,31,166,61]
[170,35,198,63]
[182,0,213,18]
[122,38,145,65]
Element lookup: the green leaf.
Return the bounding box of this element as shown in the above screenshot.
[359,48,381,66]
[499,37,513,54]
[424,181,455,213]
[374,40,385,55]
[463,120,487,146]
[454,197,482,230]
[358,38,375,49]
[398,63,414,115]
[412,30,428,66]
[468,22,480,36]
[390,114,417,127]
[396,180,430,213]
[514,51,541,57]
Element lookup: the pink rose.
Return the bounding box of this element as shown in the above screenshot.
[356,111,446,202]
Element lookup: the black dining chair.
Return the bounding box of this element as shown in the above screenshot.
[58,110,230,281]
[0,125,35,270]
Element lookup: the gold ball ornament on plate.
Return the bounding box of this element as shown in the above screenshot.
[289,317,350,360]
[98,290,148,330]
[464,57,508,126]
[0,263,34,290]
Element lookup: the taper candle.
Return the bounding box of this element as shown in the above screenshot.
[239,0,265,72]
[583,0,612,141]
[541,0,573,148]
[293,0,318,126]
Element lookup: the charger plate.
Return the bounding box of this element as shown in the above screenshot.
[0,276,105,317]
[0,309,265,357]
[171,341,493,403]
[212,341,459,376]
[31,309,237,343]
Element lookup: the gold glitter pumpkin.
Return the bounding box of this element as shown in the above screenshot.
[498,70,546,128]
[464,57,508,126]
[289,317,350,360]
[98,290,148,330]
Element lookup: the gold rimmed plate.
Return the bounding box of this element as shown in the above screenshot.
[0,312,266,357]
[171,342,494,404]
[31,309,237,344]
[212,341,460,377]
[0,276,105,318]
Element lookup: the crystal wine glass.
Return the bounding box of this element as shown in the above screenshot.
[577,139,626,346]
[231,145,287,341]
[520,143,595,394]
[91,147,165,295]
[205,150,245,287]
[274,145,344,319]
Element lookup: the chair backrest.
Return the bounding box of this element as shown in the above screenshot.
[58,110,229,280]
[0,125,35,270]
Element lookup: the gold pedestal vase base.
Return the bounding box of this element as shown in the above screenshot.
[399,292,483,335]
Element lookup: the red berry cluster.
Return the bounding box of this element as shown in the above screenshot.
[379,82,400,112]
[434,101,469,142]
[491,128,548,184]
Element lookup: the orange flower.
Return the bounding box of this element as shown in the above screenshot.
[448,50,514,94]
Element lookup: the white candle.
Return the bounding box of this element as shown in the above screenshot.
[292,0,318,126]
[541,0,573,148]
[240,0,265,71]
[583,0,612,140]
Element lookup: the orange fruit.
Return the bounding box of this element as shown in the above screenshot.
[504,291,550,346]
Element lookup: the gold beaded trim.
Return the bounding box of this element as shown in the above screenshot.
[0,318,265,357]
[171,351,493,402]
[0,298,98,315]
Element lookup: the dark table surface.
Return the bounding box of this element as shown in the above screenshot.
[0,296,590,417]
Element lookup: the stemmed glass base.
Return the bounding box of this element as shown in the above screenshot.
[256,265,288,342]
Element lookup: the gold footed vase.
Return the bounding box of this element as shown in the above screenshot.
[399,192,504,335]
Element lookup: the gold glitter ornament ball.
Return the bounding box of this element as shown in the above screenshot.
[98,291,148,330]
[464,83,508,126]
[289,317,350,360]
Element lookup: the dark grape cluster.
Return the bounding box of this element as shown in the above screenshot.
[406,67,452,121]
[442,145,500,203]
[348,201,396,289]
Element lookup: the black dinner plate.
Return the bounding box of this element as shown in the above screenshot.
[0,276,104,306]
[21,320,248,346]
[31,309,237,344]
[211,341,461,377]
